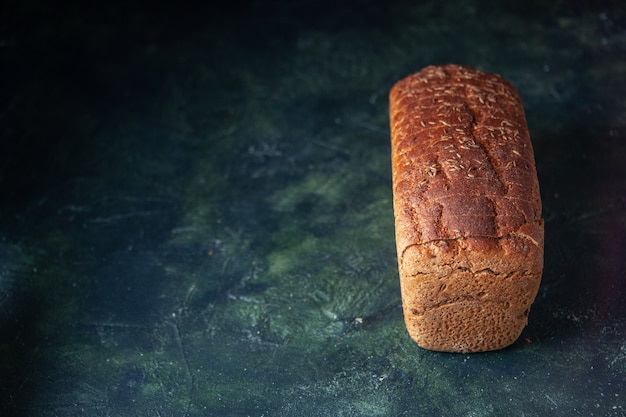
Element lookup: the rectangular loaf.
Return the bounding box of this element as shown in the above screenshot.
[389,64,544,353]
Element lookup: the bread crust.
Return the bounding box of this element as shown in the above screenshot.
[389,65,544,352]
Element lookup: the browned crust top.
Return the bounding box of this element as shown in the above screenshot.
[390,65,542,257]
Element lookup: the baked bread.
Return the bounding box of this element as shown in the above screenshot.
[389,64,544,353]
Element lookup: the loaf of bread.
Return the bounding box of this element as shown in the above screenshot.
[389,64,544,353]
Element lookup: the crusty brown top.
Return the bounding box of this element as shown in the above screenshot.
[390,65,542,260]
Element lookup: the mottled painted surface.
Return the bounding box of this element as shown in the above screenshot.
[1,1,625,416]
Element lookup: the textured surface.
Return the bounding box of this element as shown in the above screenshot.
[390,65,544,352]
[2,1,625,415]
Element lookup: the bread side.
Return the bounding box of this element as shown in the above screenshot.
[389,65,544,353]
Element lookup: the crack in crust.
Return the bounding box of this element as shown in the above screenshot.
[465,102,510,195]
